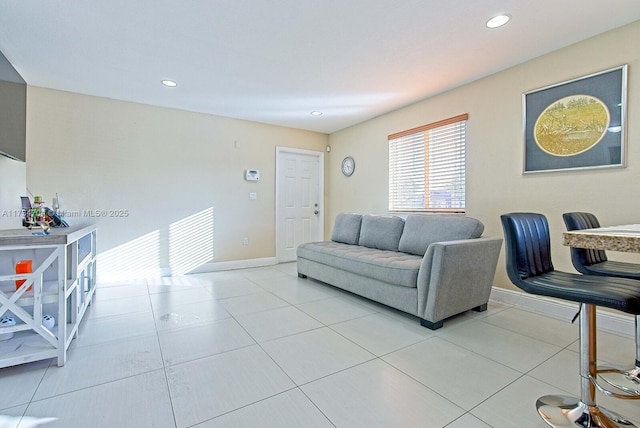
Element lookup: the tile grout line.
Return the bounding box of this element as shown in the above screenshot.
[148,283,180,428]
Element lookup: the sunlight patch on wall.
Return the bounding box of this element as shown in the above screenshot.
[97,230,162,282]
[169,207,214,275]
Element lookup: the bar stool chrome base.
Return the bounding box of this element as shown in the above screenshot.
[536,395,636,427]
[599,366,640,397]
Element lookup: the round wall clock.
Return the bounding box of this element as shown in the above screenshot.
[341,156,355,176]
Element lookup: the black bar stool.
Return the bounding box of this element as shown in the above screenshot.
[502,213,640,427]
[564,212,640,395]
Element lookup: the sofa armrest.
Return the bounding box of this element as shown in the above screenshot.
[417,237,503,323]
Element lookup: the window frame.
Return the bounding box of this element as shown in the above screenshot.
[388,113,468,214]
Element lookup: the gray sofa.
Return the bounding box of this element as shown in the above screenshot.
[297,213,503,329]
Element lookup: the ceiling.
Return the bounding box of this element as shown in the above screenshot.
[1,1,639,135]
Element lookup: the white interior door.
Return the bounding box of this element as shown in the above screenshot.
[276,147,324,262]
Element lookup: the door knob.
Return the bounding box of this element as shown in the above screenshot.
[314,210,319,215]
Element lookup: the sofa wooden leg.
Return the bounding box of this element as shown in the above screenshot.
[473,303,488,312]
[420,318,443,330]
[298,273,307,279]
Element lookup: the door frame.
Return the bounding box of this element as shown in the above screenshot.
[275,146,325,264]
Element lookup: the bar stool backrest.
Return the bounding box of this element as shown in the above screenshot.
[562,212,608,270]
[500,213,554,288]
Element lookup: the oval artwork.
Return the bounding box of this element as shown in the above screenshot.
[534,95,610,156]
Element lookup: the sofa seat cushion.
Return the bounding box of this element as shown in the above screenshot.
[297,241,421,288]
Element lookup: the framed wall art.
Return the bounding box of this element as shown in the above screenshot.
[523,64,627,173]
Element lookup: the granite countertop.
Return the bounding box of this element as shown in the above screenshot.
[563,224,640,253]
[0,224,96,247]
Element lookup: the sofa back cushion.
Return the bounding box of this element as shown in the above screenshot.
[330,213,363,245]
[398,214,484,256]
[358,215,405,251]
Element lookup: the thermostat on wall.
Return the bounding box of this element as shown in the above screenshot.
[245,169,260,181]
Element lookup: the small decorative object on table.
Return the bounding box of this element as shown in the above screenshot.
[23,196,51,232]
[22,195,68,231]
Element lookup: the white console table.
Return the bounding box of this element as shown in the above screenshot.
[0,224,97,368]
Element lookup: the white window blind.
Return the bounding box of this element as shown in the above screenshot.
[388,114,467,212]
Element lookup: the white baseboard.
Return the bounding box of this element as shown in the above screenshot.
[187,257,277,274]
[490,287,635,338]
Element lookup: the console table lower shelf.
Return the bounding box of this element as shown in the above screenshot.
[0,224,97,368]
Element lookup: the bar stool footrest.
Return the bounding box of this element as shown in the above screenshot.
[536,395,636,427]
[595,366,640,399]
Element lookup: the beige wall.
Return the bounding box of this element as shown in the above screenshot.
[26,88,328,277]
[21,21,640,283]
[328,21,640,291]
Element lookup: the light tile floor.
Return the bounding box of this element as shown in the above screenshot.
[1,262,639,428]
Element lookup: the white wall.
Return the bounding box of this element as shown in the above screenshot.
[26,88,328,279]
[0,155,26,230]
[327,21,640,292]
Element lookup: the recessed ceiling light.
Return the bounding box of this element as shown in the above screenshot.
[161,80,177,87]
[486,14,511,28]
[310,111,323,116]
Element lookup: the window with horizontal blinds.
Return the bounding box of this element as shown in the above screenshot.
[388,114,467,212]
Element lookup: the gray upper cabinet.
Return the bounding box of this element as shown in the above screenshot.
[0,50,26,162]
